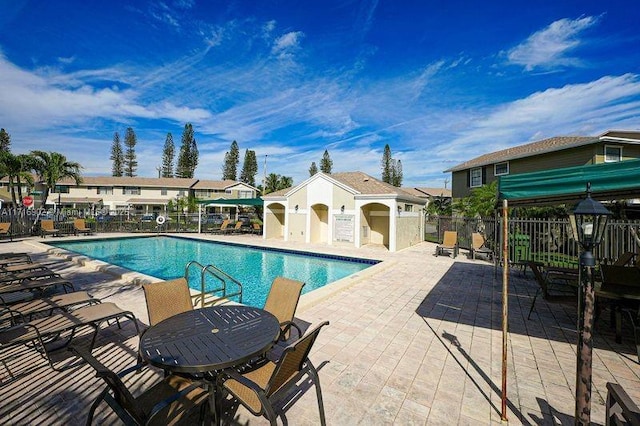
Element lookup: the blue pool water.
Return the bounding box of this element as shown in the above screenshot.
[48,236,377,307]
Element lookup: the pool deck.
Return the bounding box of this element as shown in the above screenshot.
[1,233,639,425]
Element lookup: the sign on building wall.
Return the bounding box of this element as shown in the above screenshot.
[333,214,354,242]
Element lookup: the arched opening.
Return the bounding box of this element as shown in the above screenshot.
[310,204,329,244]
[265,203,285,239]
[360,203,390,250]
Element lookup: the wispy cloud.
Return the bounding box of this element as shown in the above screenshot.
[506,16,599,71]
[271,31,304,59]
[353,0,379,42]
[57,56,76,65]
[441,74,640,161]
[0,53,211,132]
[149,2,181,29]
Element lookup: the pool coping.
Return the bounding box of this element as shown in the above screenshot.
[27,233,391,310]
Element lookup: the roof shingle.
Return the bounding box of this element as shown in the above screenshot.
[444,136,596,172]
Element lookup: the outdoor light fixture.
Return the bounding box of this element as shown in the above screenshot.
[569,183,612,267]
[569,182,612,425]
[294,204,299,212]
[397,205,402,215]
[340,205,345,213]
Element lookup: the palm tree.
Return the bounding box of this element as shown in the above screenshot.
[264,173,280,194]
[278,176,293,190]
[263,173,294,194]
[15,154,35,203]
[0,151,17,205]
[0,151,33,206]
[30,151,82,207]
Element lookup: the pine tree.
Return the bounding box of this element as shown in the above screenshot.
[319,150,332,174]
[239,149,258,187]
[110,132,124,177]
[391,159,403,187]
[161,133,175,178]
[0,128,11,152]
[123,127,137,177]
[308,161,318,176]
[381,144,392,183]
[222,140,240,180]
[176,123,198,178]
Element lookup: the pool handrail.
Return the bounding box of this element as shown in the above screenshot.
[185,260,243,307]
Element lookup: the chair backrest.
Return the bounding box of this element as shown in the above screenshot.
[69,346,146,424]
[266,320,329,396]
[234,221,243,229]
[219,220,230,230]
[606,382,640,425]
[142,278,194,326]
[442,231,457,247]
[613,252,635,266]
[263,277,305,328]
[41,220,55,231]
[472,233,485,250]
[0,223,10,233]
[74,218,86,229]
[253,223,261,231]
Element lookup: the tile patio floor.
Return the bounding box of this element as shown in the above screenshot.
[0,233,639,425]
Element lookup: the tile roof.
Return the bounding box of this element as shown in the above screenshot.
[262,187,290,197]
[126,198,170,204]
[58,196,103,203]
[57,176,198,187]
[191,179,238,189]
[54,176,245,190]
[599,130,640,141]
[403,187,452,198]
[261,172,424,202]
[444,136,597,172]
[330,172,415,196]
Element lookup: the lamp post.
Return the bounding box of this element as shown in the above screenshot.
[569,183,612,425]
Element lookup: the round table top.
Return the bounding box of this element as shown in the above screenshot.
[139,305,280,374]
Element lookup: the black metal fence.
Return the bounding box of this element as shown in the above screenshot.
[426,215,640,267]
[0,208,238,238]
[2,208,638,267]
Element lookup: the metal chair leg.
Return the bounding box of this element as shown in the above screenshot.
[528,288,541,320]
[308,362,326,426]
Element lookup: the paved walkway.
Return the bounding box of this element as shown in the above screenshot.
[1,234,639,425]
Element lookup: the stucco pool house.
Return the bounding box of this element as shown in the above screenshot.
[262,171,427,252]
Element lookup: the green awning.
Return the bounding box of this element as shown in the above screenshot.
[197,197,263,206]
[498,159,640,206]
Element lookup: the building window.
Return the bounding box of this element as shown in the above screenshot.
[225,189,232,194]
[123,186,141,195]
[54,185,70,193]
[178,190,185,197]
[404,204,413,212]
[494,161,509,176]
[470,168,482,188]
[604,145,622,163]
[194,190,210,198]
[238,190,252,199]
[161,188,167,196]
[97,187,113,195]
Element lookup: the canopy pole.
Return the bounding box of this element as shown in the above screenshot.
[501,199,509,421]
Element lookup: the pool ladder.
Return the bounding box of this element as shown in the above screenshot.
[185,260,243,307]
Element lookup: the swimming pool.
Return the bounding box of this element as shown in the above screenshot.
[48,236,378,307]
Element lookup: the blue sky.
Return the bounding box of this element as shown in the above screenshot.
[1,0,639,188]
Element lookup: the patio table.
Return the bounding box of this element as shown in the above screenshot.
[139,305,280,423]
[596,265,640,362]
